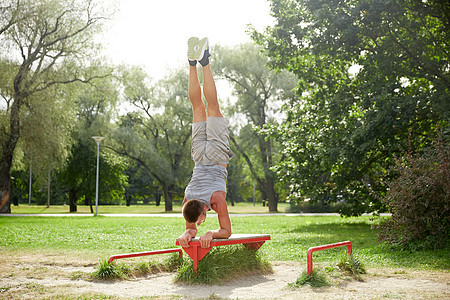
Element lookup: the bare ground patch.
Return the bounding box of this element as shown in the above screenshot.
[1,253,449,299]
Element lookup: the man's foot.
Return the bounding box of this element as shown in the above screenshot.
[197,37,209,61]
[199,49,210,67]
[187,37,200,64]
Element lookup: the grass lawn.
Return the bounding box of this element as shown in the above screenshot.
[0,214,448,271]
[8,202,291,214]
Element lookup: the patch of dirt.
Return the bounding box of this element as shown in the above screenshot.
[1,253,449,299]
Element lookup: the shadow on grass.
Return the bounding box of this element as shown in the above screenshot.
[285,222,375,247]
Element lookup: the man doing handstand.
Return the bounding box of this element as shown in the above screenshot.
[178,37,234,249]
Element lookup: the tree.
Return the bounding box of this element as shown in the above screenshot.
[113,66,193,212]
[0,0,22,36]
[6,85,76,208]
[214,44,298,212]
[58,70,127,212]
[251,0,449,215]
[0,0,111,213]
[59,140,128,212]
[123,160,158,206]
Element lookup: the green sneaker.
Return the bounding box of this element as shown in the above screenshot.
[197,37,209,61]
[187,37,200,61]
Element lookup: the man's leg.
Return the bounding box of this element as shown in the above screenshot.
[189,65,207,123]
[202,64,223,118]
[188,37,233,167]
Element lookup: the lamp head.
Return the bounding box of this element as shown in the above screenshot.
[92,136,105,144]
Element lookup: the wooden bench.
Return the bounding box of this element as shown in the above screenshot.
[176,233,270,273]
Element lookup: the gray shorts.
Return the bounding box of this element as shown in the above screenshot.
[191,117,234,165]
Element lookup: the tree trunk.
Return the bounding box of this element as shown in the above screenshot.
[0,145,14,213]
[0,94,23,213]
[258,134,278,212]
[0,145,12,213]
[155,193,161,206]
[228,195,235,206]
[0,181,11,213]
[86,196,93,213]
[12,193,18,206]
[68,189,77,212]
[264,174,278,212]
[162,185,173,212]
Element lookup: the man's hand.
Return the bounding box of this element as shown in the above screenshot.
[178,231,193,248]
[199,231,213,248]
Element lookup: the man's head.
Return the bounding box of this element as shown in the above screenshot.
[183,199,207,225]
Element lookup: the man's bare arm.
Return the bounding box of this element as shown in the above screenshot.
[178,222,197,247]
[199,192,231,248]
[179,197,198,247]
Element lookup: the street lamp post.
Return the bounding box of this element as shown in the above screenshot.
[92,136,105,216]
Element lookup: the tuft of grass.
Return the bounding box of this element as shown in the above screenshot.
[336,250,366,277]
[135,261,150,274]
[175,245,272,285]
[290,251,367,288]
[92,259,130,280]
[92,253,184,280]
[289,269,330,288]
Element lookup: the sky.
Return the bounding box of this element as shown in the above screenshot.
[101,0,275,80]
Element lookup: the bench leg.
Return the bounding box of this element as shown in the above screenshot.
[193,246,198,274]
[182,245,212,274]
[243,241,266,250]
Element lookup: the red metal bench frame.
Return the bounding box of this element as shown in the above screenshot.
[307,241,352,274]
[176,234,271,274]
[108,248,183,264]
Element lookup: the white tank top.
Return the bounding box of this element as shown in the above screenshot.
[184,164,228,208]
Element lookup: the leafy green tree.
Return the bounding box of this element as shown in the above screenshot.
[0,0,111,213]
[113,66,193,211]
[58,72,127,212]
[58,137,128,212]
[251,0,449,215]
[214,44,298,212]
[2,83,76,207]
[123,161,158,206]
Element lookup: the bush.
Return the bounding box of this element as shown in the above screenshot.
[378,132,449,250]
